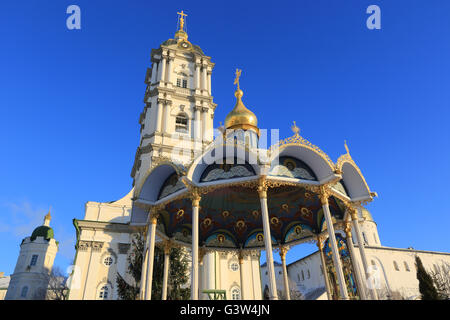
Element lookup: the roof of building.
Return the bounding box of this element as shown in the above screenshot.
[0,275,10,290]
[260,261,282,268]
[30,225,54,241]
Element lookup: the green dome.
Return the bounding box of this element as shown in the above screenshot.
[30,226,54,241]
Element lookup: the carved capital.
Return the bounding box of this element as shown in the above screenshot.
[319,185,331,205]
[279,246,289,261]
[258,176,268,198]
[149,206,161,225]
[349,207,359,221]
[316,236,325,251]
[78,240,91,251]
[190,189,202,207]
[161,239,177,255]
[344,222,352,238]
[91,241,104,252]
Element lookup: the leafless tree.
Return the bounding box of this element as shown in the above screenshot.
[46,266,69,300]
[429,262,450,300]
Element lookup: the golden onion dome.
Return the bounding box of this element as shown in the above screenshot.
[224,70,259,134]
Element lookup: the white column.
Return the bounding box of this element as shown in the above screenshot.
[258,184,278,300]
[166,57,173,84]
[279,247,290,300]
[195,63,201,91]
[201,108,208,143]
[207,72,211,95]
[191,194,200,300]
[351,208,379,300]
[139,230,150,299]
[151,62,158,84]
[200,254,207,300]
[144,211,158,300]
[320,190,349,300]
[194,106,201,141]
[159,56,167,82]
[344,223,367,300]
[155,100,163,132]
[317,238,333,300]
[238,253,245,300]
[163,103,170,134]
[201,65,207,91]
[206,252,215,295]
[162,244,170,300]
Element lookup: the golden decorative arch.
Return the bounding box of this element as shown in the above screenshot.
[335,144,371,199]
[270,127,335,172]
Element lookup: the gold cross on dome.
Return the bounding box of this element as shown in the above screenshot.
[234,68,242,89]
[177,10,188,30]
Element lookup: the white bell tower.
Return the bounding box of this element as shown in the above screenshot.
[131,11,217,189]
[5,210,58,300]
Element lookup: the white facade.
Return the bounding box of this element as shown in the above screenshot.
[67,23,261,301]
[67,190,262,300]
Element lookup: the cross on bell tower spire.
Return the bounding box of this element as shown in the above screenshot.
[177,10,188,32]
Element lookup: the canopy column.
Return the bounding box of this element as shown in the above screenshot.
[258,179,278,300]
[238,251,245,300]
[190,191,201,300]
[144,207,159,300]
[161,240,174,300]
[319,187,349,300]
[344,222,368,300]
[317,236,333,300]
[350,207,379,300]
[279,246,290,300]
[139,229,149,300]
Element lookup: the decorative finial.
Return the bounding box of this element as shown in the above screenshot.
[234,69,242,89]
[291,121,300,136]
[234,69,243,99]
[177,10,188,31]
[44,207,52,226]
[344,140,350,155]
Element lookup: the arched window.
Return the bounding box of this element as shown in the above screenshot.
[393,261,399,271]
[362,232,368,245]
[20,286,28,298]
[404,261,410,272]
[98,285,110,300]
[373,233,378,244]
[301,270,304,281]
[307,270,310,279]
[30,255,38,266]
[175,113,188,133]
[231,287,241,300]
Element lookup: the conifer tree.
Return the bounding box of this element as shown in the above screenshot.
[415,255,439,300]
[116,232,190,300]
[116,232,144,300]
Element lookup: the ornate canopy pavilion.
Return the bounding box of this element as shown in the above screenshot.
[130,70,378,300]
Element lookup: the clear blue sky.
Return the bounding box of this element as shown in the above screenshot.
[1,1,449,276]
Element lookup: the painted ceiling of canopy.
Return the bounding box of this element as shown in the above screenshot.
[156,185,346,249]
